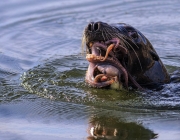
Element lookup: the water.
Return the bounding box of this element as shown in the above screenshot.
[0,0,180,140]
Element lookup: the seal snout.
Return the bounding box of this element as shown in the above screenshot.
[87,22,101,32]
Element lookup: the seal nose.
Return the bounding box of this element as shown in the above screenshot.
[93,22,99,31]
[87,22,100,32]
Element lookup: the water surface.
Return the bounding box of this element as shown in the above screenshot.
[0,0,180,140]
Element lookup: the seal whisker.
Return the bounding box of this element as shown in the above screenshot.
[81,31,87,55]
[105,28,132,56]
[101,28,106,42]
[102,27,111,41]
[107,28,137,49]
[100,28,141,74]
[105,29,143,71]
[104,28,112,40]
[117,35,143,71]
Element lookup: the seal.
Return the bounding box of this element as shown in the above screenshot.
[82,22,170,89]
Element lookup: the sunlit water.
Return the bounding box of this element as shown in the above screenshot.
[0,0,180,140]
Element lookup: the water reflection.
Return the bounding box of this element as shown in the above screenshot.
[87,116,157,140]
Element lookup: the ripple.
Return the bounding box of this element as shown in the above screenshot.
[21,55,180,110]
[0,53,23,79]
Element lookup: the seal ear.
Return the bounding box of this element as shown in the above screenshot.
[149,51,159,61]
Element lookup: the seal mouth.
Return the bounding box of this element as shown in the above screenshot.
[85,39,129,89]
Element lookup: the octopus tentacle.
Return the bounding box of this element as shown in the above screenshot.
[128,72,143,90]
[105,38,128,55]
[100,44,115,61]
[86,54,128,88]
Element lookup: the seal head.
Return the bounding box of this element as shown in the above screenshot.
[83,22,170,89]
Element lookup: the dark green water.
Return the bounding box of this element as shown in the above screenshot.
[0,0,180,140]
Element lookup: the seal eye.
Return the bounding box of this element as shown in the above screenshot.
[128,31,138,39]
